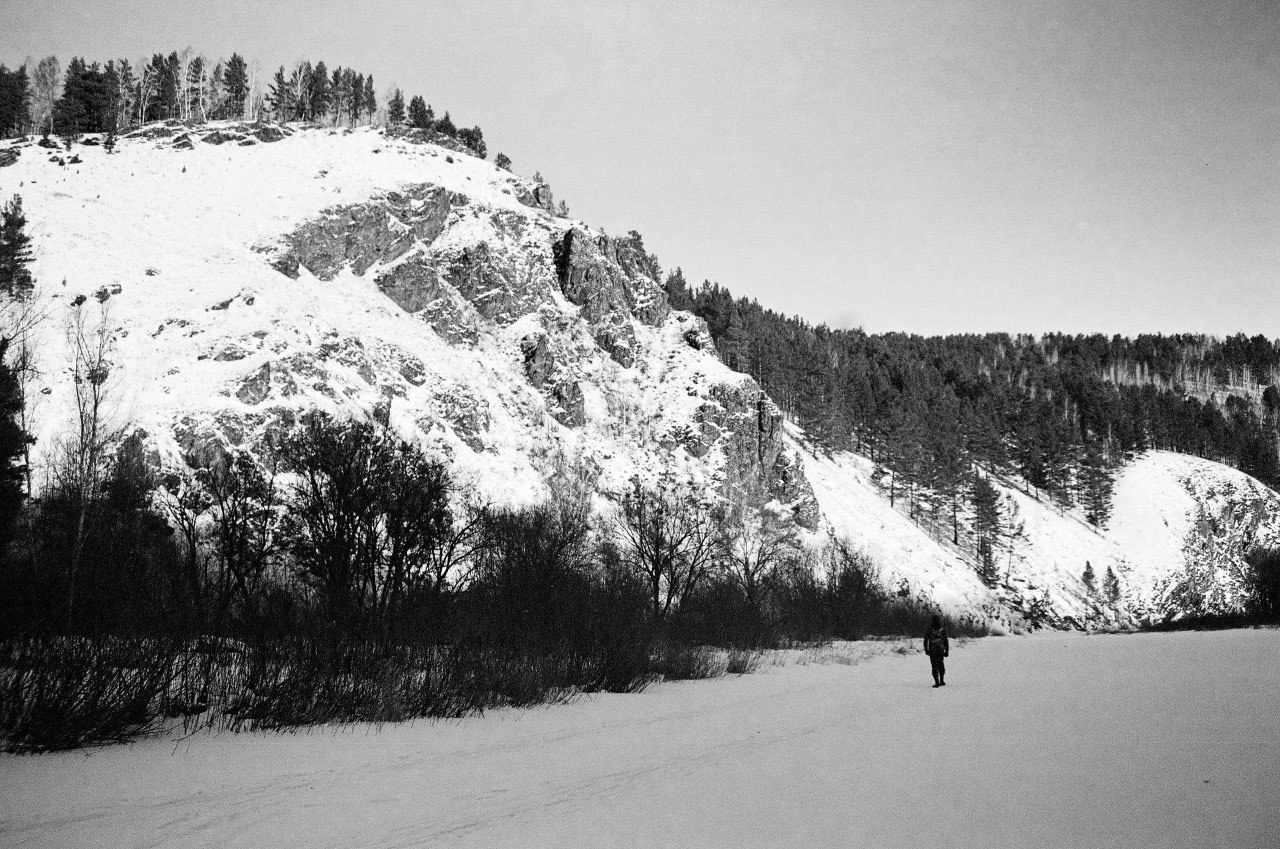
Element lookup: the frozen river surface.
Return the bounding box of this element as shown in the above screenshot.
[3,629,1278,848]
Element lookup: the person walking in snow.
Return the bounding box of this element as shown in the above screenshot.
[924,614,949,688]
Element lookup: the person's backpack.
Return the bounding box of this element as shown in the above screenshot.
[926,631,946,655]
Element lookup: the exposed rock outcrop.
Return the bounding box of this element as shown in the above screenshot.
[552,228,669,327]
[271,185,456,280]
[520,333,553,388]
[551,381,586,428]
[259,179,817,530]
[236,363,274,405]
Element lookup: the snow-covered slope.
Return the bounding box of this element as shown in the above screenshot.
[801,440,1280,629]
[0,123,815,521]
[1110,451,1280,618]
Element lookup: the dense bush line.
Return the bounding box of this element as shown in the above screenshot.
[0,402,981,752]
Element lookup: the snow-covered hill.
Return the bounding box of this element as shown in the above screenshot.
[2,123,1275,629]
[801,442,1280,630]
[0,123,814,523]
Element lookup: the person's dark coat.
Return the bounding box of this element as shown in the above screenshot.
[923,625,949,657]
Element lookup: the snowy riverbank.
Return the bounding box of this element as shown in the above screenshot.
[3,630,1278,848]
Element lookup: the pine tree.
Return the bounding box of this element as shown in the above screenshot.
[387,88,405,126]
[721,303,750,374]
[53,57,88,139]
[348,71,364,125]
[14,63,30,135]
[1103,565,1121,604]
[309,62,330,122]
[663,268,693,311]
[266,66,292,123]
[186,55,206,122]
[363,75,376,124]
[330,66,346,124]
[970,472,1002,587]
[457,125,486,158]
[435,110,456,136]
[1082,561,1096,595]
[0,195,35,298]
[407,95,430,129]
[494,151,511,171]
[161,52,181,119]
[223,53,249,119]
[102,60,121,135]
[0,65,14,137]
[0,64,31,137]
[206,60,226,120]
[0,338,29,555]
[1079,436,1115,527]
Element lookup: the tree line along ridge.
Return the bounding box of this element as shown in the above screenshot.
[0,51,488,160]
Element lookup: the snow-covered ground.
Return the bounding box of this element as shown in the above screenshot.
[3,629,1277,848]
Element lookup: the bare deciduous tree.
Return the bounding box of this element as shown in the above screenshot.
[136,60,157,126]
[160,469,212,612]
[56,306,122,622]
[718,501,793,612]
[614,477,719,622]
[1,291,48,494]
[245,59,263,122]
[278,414,472,632]
[30,56,61,135]
[176,47,194,123]
[202,452,282,625]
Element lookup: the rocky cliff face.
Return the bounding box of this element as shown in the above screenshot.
[1111,453,1280,621]
[3,122,817,529]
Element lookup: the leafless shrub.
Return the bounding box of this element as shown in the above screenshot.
[725,647,763,675]
[0,637,178,752]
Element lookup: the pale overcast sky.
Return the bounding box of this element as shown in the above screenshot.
[3,0,1278,337]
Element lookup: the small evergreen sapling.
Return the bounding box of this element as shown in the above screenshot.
[387,88,405,126]
[0,338,30,554]
[969,472,1002,587]
[456,125,485,158]
[407,95,430,130]
[0,195,35,297]
[1082,561,1096,596]
[362,76,376,124]
[1103,565,1121,605]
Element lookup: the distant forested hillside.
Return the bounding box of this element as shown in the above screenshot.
[660,268,1280,527]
